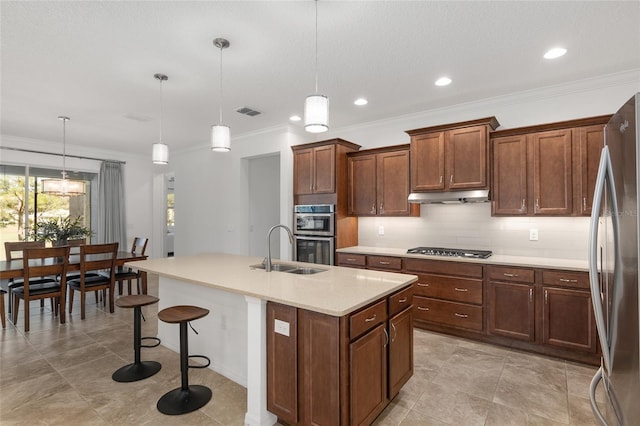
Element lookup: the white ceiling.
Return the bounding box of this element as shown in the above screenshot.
[2,1,639,157]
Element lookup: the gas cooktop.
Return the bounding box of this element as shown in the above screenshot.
[406,247,493,259]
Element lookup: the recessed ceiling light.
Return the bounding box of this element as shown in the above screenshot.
[354,98,368,106]
[435,77,452,87]
[544,47,567,59]
[289,115,301,122]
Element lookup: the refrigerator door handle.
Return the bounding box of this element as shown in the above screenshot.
[590,367,608,426]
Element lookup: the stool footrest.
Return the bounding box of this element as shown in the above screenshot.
[141,336,161,348]
[188,354,211,369]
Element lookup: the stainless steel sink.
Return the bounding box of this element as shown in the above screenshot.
[249,263,327,275]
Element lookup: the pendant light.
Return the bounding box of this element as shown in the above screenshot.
[211,38,231,152]
[152,73,169,164]
[304,0,328,133]
[41,116,86,196]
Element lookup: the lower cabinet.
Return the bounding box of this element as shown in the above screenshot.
[267,285,414,426]
[542,285,597,352]
[488,265,535,341]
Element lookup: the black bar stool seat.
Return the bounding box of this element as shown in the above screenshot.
[157,305,212,415]
[112,295,162,382]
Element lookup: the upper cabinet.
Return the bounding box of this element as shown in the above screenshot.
[406,117,500,192]
[293,144,336,195]
[348,146,418,216]
[491,115,611,216]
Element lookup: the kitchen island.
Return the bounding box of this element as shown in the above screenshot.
[127,253,417,426]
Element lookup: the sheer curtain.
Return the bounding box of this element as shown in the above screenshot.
[98,161,127,247]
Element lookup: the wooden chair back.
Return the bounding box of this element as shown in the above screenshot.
[23,246,71,289]
[5,240,45,261]
[66,238,87,254]
[131,237,148,255]
[78,242,119,285]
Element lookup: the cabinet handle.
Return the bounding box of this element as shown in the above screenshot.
[439,175,443,184]
[346,258,356,262]
[529,288,533,303]
[559,278,578,283]
[391,322,397,343]
[417,283,429,287]
[545,290,548,304]
[310,183,313,192]
[503,273,518,277]
[417,306,430,311]
[450,175,454,184]
[365,314,377,322]
[380,203,384,213]
[371,204,376,214]
[454,313,468,318]
[454,287,468,292]
[383,328,389,348]
[378,261,390,265]
[521,199,526,211]
[583,197,587,211]
[535,198,540,211]
[398,297,408,303]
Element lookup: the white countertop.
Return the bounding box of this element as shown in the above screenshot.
[127,253,417,317]
[336,246,589,272]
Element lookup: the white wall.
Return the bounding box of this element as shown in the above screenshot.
[248,155,280,258]
[0,135,157,257]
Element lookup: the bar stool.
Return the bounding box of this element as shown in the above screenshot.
[157,305,212,415]
[112,295,162,382]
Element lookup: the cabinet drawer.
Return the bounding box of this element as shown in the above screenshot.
[350,300,388,340]
[413,296,483,331]
[336,253,366,268]
[413,274,482,305]
[389,285,413,317]
[489,266,535,284]
[367,255,402,271]
[542,270,589,290]
[405,258,483,278]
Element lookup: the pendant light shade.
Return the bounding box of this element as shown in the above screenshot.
[42,116,86,196]
[152,73,169,164]
[211,38,231,152]
[304,94,329,133]
[304,0,328,133]
[211,124,231,152]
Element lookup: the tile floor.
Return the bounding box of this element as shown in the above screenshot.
[1,274,602,425]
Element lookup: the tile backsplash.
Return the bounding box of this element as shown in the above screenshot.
[357,203,590,260]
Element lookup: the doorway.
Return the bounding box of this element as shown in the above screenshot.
[248,155,280,258]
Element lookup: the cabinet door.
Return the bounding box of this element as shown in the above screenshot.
[294,148,314,195]
[542,287,597,352]
[350,323,388,426]
[446,125,488,189]
[532,130,573,215]
[410,132,445,191]
[267,303,298,424]
[488,281,535,341]
[377,150,412,216]
[492,135,528,215]
[313,144,336,194]
[575,125,605,216]
[388,307,413,398]
[348,154,377,215]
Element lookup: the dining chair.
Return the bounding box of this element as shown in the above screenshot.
[0,289,6,328]
[68,242,119,319]
[12,246,70,332]
[61,238,103,303]
[4,240,48,314]
[112,237,148,295]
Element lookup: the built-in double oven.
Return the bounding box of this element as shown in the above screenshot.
[293,204,335,266]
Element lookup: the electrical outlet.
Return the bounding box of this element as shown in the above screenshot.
[529,229,539,241]
[274,319,290,337]
[378,225,385,236]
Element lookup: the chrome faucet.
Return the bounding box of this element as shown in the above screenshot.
[264,224,294,272]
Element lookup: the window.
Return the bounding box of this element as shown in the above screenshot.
[0,165,94,260]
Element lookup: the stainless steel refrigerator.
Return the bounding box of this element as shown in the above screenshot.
[589,93,640,425]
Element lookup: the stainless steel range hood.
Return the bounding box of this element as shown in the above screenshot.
[408,189,490,204]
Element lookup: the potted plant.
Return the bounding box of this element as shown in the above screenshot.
[30,216,93,245]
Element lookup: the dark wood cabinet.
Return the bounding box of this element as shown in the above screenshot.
[487,266,535,341]
[293,145,336,195]
[491,115,611,217]
[492,135,528,215]
[574,124,606,216]
[267,285,413,426]
[407,117,499,193]
[348,146,417,216]
[532,129,573,215]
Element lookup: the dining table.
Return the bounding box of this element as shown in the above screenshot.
[0,251,149,294]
